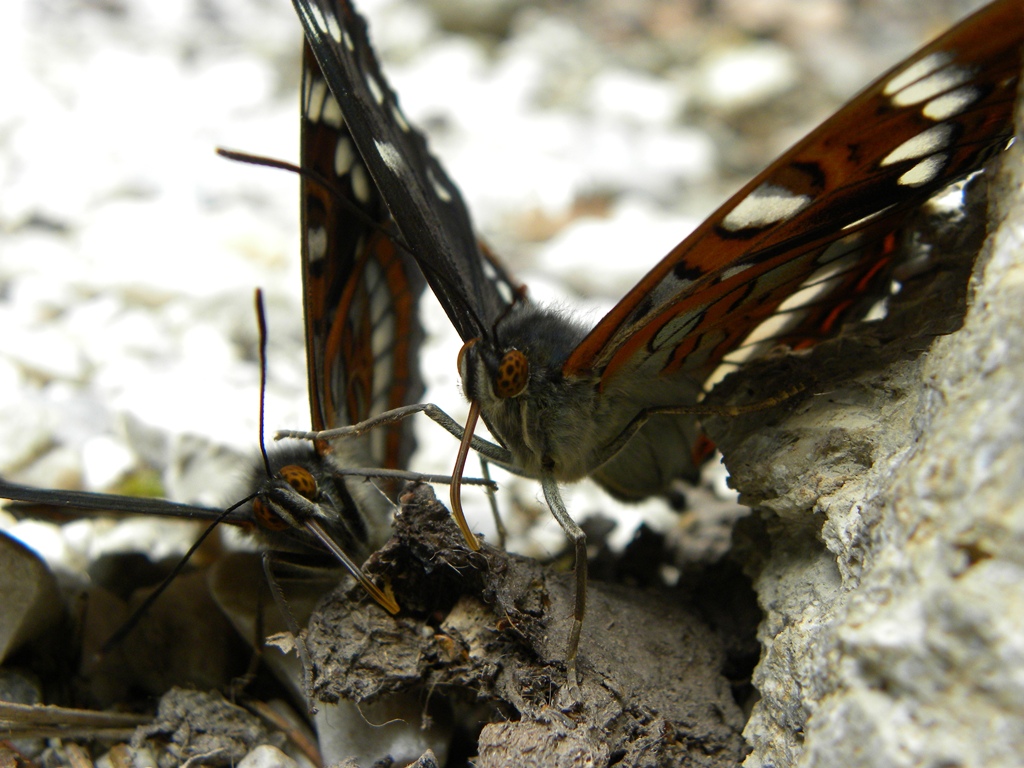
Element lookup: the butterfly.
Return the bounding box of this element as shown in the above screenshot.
[0,35,440,622]
[289,0,1022,688]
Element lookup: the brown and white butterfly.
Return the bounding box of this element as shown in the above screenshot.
[288,0,1022,686]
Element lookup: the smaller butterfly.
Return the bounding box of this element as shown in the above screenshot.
[288,0,1022,691]
[0,37,442,623]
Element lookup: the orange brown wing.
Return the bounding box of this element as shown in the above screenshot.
[565,0,1020,389]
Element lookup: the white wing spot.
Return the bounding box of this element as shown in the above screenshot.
[720,345,759,366]
[741,312,798,348]
[817,234,863,264]
[371,351,395,404]
[703,362,738,392]
[427,167,452,202]
[365,259,390,324]
[718,261,756,282]
[482,257,498,282]
[335,136,355,176]
[370,289,390,326]
[891,66,972,107]
[343,30,355,52]
[391,103,411,132]
[365,72,385,105]
[722,183,812,232]
[351,164,372,204]
[375,139,407,176]
[308,3,330,38]
[864,297,889,322]
[898,154,946,187]
[883,52,952,96]
[776,276,842,313]
[324,11,343,43]
[302,76,313,112]
[495,280,515,306]
[371,315,396,372]
[322,95,344,129]
[881,124,953,167]
[307,226,328,263]
[637,270,701,323]
[308,79,328,123]
[841,204,896,232]
[483,258,515,305]
[803,255,856,287]
[922,86,980,121]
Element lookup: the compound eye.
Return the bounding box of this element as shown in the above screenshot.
[280,465,318,499]
[494,349,528,398]
[252,498,290,532]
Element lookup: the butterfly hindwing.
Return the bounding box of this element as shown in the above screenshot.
[300,40,425,473]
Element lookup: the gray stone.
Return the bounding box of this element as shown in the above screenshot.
[705,90,1024,768]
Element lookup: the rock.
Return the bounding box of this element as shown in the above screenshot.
[133,688,283,768]
[703,96,1024,768]
[237,744,300,768]
[0,532,62,663]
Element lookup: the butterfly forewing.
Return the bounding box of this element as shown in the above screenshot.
[293,0,515,344]
[571,0,1021,386]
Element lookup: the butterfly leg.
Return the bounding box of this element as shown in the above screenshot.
[276,402,515,465]
[329,466,497,489]
[261,551,318,714]
[541,474,585,701]
[279,403,519,557]
[479,456,507,549]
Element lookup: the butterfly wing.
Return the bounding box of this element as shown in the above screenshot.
[566,0,1021,390]
[1,33,432,617]
[300,40,425,474]
[294,0,517,344]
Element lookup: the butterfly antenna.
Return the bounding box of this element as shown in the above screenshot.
[216,148,304,176]
[218,149,493,338]
[254,288,273,479]
[218,146,408,261]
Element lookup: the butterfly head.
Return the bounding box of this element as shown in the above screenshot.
[243,441,399,613]
[245,442,369,557]
[453,304,604,483]
[251,463,320,533]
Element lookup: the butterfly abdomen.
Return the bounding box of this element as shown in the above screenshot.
[590,412,704,501]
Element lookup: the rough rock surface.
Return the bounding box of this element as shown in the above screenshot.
[703,89,1024,768]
